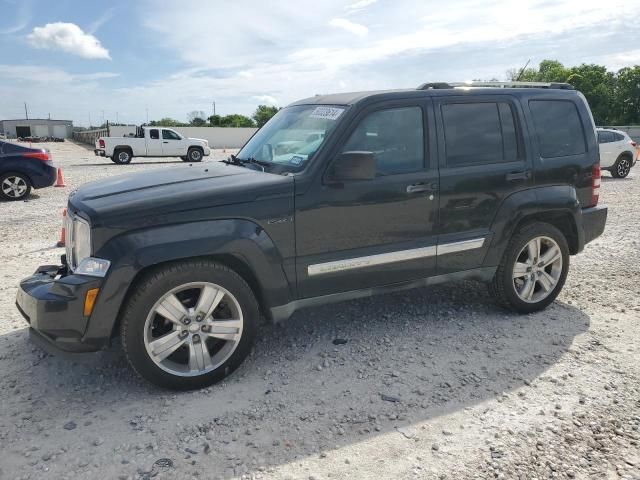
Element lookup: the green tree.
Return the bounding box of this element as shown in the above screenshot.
[566,64,615,125]
[253,105,280,127]
[612,66,640,124]
[208,114,255,127]
[149,118,186,127]
[187,110,207,126]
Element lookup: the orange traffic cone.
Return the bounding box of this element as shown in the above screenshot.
[56,208,67,247]
[54,168,66,187]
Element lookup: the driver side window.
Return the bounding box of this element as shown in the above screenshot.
[341,106,424,175]
[162,130,181,140]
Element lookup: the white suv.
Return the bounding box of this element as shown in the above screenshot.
[597,128,638,178]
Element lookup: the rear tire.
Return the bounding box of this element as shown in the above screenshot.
[489,222,569,313]
[611,155,632,178]
[187,147,203,162]
[120,260,259,390]
[1,172,32,201]
[113,149,133,165]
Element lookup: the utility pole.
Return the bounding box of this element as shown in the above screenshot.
[101,110,105,126]
[24,102,28,119]
[212,101,216,117]
[145,108,149,124]
[89,112,92,129]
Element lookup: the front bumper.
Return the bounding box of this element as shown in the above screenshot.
[582,205,608,245]
[16,264,104,353]
[94,149,105,157]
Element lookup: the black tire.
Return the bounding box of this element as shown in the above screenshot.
[489,222,569,314]
[0,172,32,201]
[120,260,259,390]
[113,148,133,164]
[611,154,632,178]
[180,156,188,161]
[187,147,203,162]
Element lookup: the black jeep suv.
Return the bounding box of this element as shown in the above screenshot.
[16,82,607,389]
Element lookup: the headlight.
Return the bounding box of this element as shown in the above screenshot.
[73,216,92,267]
[75,257,111,277]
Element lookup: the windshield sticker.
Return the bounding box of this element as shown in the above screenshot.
[290,155,305,165]
[309,106,344,121]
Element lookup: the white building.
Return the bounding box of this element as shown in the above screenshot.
[0,119,73,139]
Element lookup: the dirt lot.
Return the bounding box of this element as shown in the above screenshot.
[0,141,638,480]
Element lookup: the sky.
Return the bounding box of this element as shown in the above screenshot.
[0,0,639,127]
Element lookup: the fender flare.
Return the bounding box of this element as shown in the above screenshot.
[83,218,292,344]
[483,185,583,266]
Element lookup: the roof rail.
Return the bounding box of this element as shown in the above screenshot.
[417,81,574,90]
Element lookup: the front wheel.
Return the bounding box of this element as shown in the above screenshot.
[611,155,632,178]
[120,260,258,390]
[187,147,203,162]
[489,222,569,313]
[1,172,32,201]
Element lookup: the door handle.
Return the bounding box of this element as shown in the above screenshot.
[406,183,438,194]
[163,141,169,144]
[505,170,531,182]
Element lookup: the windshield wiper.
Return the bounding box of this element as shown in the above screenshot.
[223,154,270,171]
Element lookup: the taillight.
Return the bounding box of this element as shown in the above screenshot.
[631,141,637,148]
[591,164,601,207]
[24,151,50,162]
[99,139,105,148]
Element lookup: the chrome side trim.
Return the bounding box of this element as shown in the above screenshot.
[307,237,486,277]
[437,237,485,255]
[307,246,437,277]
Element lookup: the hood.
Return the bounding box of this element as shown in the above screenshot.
[188,137,208,144]
[69,161,293,226]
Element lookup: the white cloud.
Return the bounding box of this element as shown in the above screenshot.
[329,18,368,36]
[27,22,111,59]
[252,95,278,105]
[345,0,378,12]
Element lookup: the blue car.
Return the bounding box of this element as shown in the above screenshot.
[0,140,57,201]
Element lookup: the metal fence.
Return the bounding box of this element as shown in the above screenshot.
[72,127,109,145]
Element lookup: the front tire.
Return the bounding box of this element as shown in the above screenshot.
[489,222,569,313]
[611,155,632,178]
[113,149,133,165]
[120,260,258,390]
[1,172,32,201]
[187,147,203,162]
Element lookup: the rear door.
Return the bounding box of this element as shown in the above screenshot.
[146,129,163,156]
[433,95,531,274]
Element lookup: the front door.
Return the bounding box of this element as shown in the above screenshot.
[433,95,533,274]
[161,129,184,156]
[295,100,439,298]
[147,128,163,156]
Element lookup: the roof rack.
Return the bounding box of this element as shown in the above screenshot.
[417,81,574,90]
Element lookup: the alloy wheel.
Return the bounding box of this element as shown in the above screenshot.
[617,158,630,177]
[512,236,563,303]
[143,282,243,377]
[1,176,28,199]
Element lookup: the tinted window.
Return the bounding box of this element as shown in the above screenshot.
[613,132,625,142]
[442,102,520,167]
[162,130,181,140]
[0,141,28,154]
[597,131,614,144]
[149,129,159,140]
[529,100,586,157]
[342,106,424,175]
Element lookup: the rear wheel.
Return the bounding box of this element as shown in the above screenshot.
[489,222,569,313]
[611,155,632,178]
[113,149,133,165]
[120,260,258,390]
[1,172,31,201]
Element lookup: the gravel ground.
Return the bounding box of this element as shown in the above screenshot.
[0,141,638,480]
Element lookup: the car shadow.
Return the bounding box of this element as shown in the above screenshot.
[0,192,42,203]
[601,175,634,182]
[71,161,186,167]
[0,282,589,478]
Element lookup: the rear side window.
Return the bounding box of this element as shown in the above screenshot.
[441,102,521,167]
[529,100,586,157]
[613,132,625,142]
[0,141,26,154]
[598,131,614,144]
[149,129,159,140]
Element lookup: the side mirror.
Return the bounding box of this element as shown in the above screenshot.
[331,151,376,181]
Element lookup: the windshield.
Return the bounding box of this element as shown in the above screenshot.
[237,105,346,170]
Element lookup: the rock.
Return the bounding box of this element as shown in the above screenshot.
[63,421,77,431]
[93,438,104,446]
[432,443,440,451]
[381,394,401,403]
[332,339,348,345]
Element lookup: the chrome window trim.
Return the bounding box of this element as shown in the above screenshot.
[307,237,486,276]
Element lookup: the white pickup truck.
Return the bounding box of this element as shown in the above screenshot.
[95,126,210,164]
